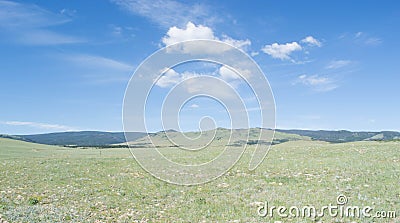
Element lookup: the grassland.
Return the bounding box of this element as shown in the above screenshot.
[0,137,399,222]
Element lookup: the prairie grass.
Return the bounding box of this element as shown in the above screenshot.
[0,138,399,222]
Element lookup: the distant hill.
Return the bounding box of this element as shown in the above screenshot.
[1,129,399,146]
[0,134,28,141]
[14,131,146,146]
[278,129,400,143]
[125,128,311,147]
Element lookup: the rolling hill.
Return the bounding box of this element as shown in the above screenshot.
[12,131,146,146]
[124,128,310,148]
[1,129,399,146]
[278,129,400,143]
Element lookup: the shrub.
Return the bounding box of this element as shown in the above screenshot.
[27,196,42,205]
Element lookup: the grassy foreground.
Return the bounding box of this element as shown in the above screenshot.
[0,138,399,222]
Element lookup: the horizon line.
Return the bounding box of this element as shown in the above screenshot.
[2,127,400,136]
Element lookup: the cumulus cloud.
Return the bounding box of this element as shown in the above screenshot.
[295,74,338,92]
[162,22,215,45]
[183,77,237,99]
[261,36,322,62]
[155,71,239,100]
[220,35,251,51]
[161,22,251,53]
[155,65,250,94]
[261,42,302,60]
[250,51,259,57]
[155,68,196,88]
[219,66,239,80]
[219,65,251,81]
[301,36,322,47]
[156,68,181,88]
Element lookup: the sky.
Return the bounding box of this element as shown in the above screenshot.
[0,0,399,134]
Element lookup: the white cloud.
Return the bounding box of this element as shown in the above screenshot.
[155,68,196,88]
[162,22,215,45]
[60,8,77,17]
[261,42,302,60]
[220,35,251,51]
[325,60,352,69]
[219,66,239,80]
[156,68,182,87]
[250,51,259,57]
[111,0,216,28]
[17,30,83,45]
[161,22,251,53]
[66,54,134,71]
[301,36,322,47]
[295,74,338,92]
[108,25,136,40]
[354,32,382,46]
[219,65,251,81]
[183,77,237,99]
[62,54,134,84]
[0,0,68,28]
[298,74,330,85]
[261,36,323,62]
[245,107,261,112]
[1,121,75,131]
[155,65,252,89]
[111,25,123,36]
[0,0,84,45]
[155,66,246,98]
[364,37,382,46]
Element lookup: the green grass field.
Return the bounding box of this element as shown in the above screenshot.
[0,138,399,222]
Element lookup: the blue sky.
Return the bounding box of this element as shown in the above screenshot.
[0,0,399,134]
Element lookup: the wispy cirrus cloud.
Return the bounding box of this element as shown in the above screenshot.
[0,0,84,45]
[1,121,76,131]
[339,32,382,46]
[111,0,219,28]
[325,60,352,69]
[16,30,83,45]
[62,54,135,84]
[64,54,134,72]
[354,32,382,45]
